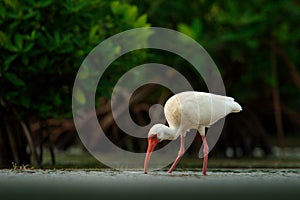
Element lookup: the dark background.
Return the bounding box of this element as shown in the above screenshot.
[0,0,299,168]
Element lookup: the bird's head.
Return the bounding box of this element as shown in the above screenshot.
[147,123,166,140]
[144,124,171,174]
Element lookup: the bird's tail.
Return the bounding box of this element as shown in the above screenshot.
[231,101,242,113]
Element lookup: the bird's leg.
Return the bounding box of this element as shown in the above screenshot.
[168,135,185,173]
[201,135,209,176]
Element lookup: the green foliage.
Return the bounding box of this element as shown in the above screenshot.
[0,0,149,118]
[127,0,300,137]
[0,0,299,133]
[138,0,300,102]
[1,0,299,166]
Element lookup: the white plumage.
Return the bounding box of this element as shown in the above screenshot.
[144,91,242,175]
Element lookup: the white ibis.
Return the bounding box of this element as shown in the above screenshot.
[144,91,242,175]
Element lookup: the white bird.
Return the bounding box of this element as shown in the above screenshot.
[144,91,242,175]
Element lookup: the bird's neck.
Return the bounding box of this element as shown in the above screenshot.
[159,125,181,140]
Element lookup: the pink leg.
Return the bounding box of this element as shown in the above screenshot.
[168,135,185,173]
[201,135,209,175]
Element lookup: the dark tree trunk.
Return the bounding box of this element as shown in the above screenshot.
[0,105,30,168]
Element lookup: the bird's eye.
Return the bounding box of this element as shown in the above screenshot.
[150,134,158,139]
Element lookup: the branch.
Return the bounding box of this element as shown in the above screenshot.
[270,45,285,155]
[19,120,40,165]
[274,45,300,90]
[5,103,40,165]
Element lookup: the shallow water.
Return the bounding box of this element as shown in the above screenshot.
[1,169,300,200]
[1,168,300,185]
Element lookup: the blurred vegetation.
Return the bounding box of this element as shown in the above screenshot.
[0,0,299,167]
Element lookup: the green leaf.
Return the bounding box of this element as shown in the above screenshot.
[5,72,26,87]
[22,54,29,65]
[5,44,19,52]
[20,96,30,108]
[36,0,53,8]
[0,31,9,46]
[74,88,86,105]
[191,19,202,37]
[78,68,89,80]
[111,1,120,15]
[178,23,197,39]
[124,5,138,23]
[14,34,23,50]
[89,26,99,41]
[39,104,52,117]
[24,42,34,52]
[54,31,60,46]
[134,14,149,27]
[53,93,62,106]
[3,0,18,9]
[3,55,18,71]
[246,39,259,49]
[30,30,36,40]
